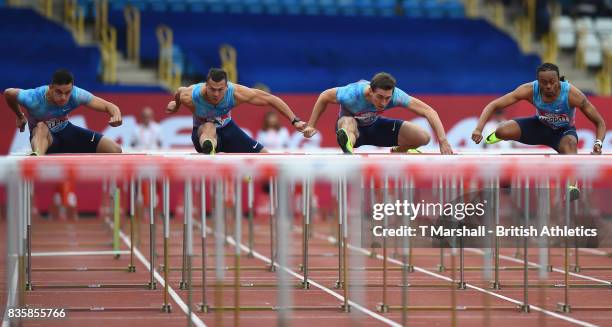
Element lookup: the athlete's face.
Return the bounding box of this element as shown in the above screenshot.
[371,88,393,110]
[537,71,560,98]
[205,79,227,104]
[49,83,73,106]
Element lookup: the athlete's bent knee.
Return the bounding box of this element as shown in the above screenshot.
[111,144,123,153]
[34,122,49,133]
[495,123,514,140]
[559,137,577,154]
[418,131,431,146]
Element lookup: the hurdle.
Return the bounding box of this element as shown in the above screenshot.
[24,177,153,291]
[8,153,612,326]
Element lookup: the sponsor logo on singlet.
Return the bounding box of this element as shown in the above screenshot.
[538,112,570,126]
[45,118,69,132]
[197,113,232,127]
[353,111,379,125]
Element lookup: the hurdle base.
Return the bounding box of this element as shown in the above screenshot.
[556,303,571,313]
[161,303,172,313]
[198,303,210,313]
[436,264,446,272]
[147,282,157,290]
[25,283,33,291]
[67,306,164,312]
[301,281,310,289]
[334,280,344,289]
[386,305,519,311]
[518,304,530,313]
[456,281,467,290]
[190,282,304,288]
[206,305,342,312]
[376,303,389,313]
[489,281,501,290]
[268,265,277,272]
[32,267,132,272]
[32,283,153,290]
[341,303,351,313]
[127,265,136,273]
[179,281,189,290]
[570,265,581,273]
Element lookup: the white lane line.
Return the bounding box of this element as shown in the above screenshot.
[196,222,401,327]
[1,265,19,327]
[466,248,612,285]
[225,235,402,327]
[578,248,610,256]
[113,225,206,327]
[316,232,598,327]
[32,250,130,257]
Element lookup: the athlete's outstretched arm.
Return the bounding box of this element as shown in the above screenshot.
[166,86,191,114]
[303,88,338,138]
[405,97,453,154]
[569,86,606,154]
[3,88,28,132]
[86,96,122,127]
[472,83,532,144]
[234,85,306,131]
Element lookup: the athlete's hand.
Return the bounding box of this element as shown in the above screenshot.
[166,101,179,114]
[439,139,454,155]
[302,126,318,138]
[293,121,307,132]
[109,113,122,127]
[592,143,602,155]
[471,128,483,144]
[16,115,27,132]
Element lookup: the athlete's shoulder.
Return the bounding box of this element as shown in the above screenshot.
[17,85,46,106]
[338,81,365,97]
[71,85,94,104]
[391,86,411,107]
[515,82,534,97]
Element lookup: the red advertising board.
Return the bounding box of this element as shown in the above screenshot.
[1,92,610,213]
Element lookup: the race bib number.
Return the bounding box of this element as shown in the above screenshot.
[538,113,570,127]
[354,111,379,126]
[45,118,68,132]
[197,114,232,127]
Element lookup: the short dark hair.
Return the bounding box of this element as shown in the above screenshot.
[51,69,74,85]
[536,63,565,81]
[206,68,228,83]
[370,72,396,91]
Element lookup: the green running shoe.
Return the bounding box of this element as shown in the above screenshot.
[336,128,353,154]
[485,132,502,145]
[390,146,421,154]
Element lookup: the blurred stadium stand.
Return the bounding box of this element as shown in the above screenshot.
[107,8,538,93]
[2,1,609,94]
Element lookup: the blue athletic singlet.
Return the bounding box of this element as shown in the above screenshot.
[532,80,575,129]
[192,82,236,128]
[17,85,93,132]
[336,80,411,126]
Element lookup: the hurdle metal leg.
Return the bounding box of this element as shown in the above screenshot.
[161,177,171,313]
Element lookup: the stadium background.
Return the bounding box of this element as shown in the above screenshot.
[0,0,610,212]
